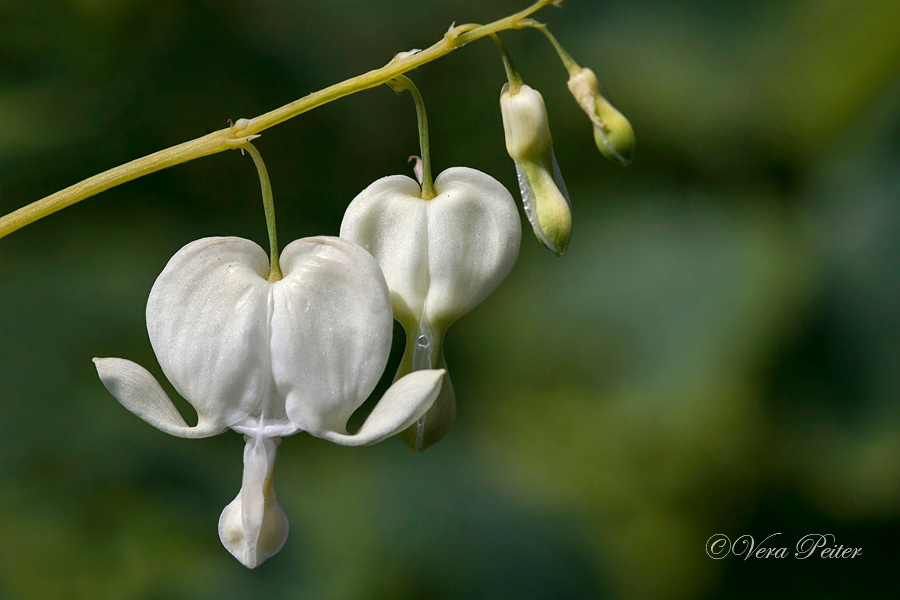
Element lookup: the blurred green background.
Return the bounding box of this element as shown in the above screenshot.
[1,0,897,598]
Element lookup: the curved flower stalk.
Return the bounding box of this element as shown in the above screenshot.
[340,167,521,451]
[500,82,572,256]
[94,236,444,568]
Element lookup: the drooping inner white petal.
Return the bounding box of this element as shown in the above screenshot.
[218,436,288,569]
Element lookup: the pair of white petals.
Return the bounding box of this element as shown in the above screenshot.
[95,236,445,567]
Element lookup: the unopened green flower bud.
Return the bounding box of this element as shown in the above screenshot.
[500,83,572,257]
[567,67,635,166]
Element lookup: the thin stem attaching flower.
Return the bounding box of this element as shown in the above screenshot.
[519,19,580,75]
[241,142,282,281]
[389,75,435,200]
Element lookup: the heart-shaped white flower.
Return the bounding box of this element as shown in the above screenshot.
[94,235,444,568]
[340,167,521,451]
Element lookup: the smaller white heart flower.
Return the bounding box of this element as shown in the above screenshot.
[341,167,521,451]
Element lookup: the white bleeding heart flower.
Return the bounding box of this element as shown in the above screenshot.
[567,67,635,166]
[500,83,572,257]
[340,167,521,452]
[94,235,444,568]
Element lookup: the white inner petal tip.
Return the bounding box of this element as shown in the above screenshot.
[218,436,289,569]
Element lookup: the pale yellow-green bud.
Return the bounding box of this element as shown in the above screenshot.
[500,83,572,257]
[500,84,554,160]
[567,67,635,166]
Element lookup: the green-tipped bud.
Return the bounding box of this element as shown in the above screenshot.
[567,67,635,166]
[500,83,572,257]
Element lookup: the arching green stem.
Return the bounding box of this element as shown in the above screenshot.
[490,33,524,94]
[388,76,436,200]
[0,0,560,239]
[242,143,282,282]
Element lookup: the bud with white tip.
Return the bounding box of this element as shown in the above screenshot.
[500,83,572,257]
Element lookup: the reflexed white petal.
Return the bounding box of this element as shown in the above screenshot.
[93,357,222,438]
[272,236,394,436]
[218,437,288,568]
[316,369,445,446]
[147,237,278,431]
[340,167,520,329]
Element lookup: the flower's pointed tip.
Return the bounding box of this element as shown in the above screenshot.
[423,368,447,384]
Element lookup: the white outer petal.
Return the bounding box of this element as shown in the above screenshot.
[271,236,394,436]
[340,167,521,328]
[316,369,445,446]
[93,357,223,438]
[146,237,278,431]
